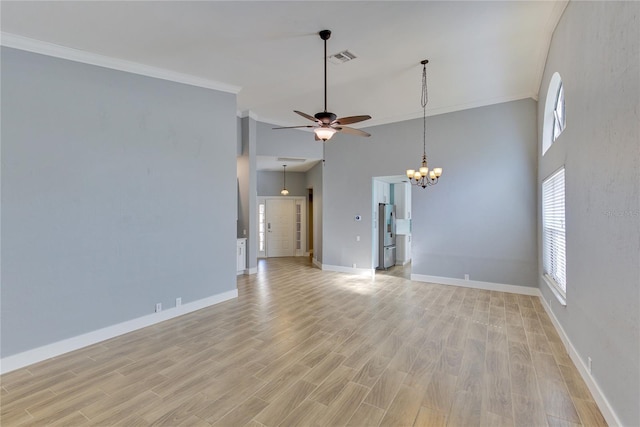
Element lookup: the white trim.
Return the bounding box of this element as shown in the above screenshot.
[0,289,238,374]
[543,274,567,306]
[238,110,259,121]
[410,274,540,296]
[410,272,619,426]
[312,258,322,269]
[246,267,258,275]
[361,93,537,129]
[321,264,375,277]
[539,296,622,427]
[1,32,240,94]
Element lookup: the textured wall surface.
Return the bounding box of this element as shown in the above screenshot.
[324,99,538,288]
[1,48,238,357]
[257,171,308,197]
[537,2,640,425]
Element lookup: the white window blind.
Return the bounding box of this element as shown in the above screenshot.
[542,167,566,296]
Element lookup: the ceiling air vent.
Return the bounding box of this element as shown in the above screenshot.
[277,157,306,163]
[328,50,357,65]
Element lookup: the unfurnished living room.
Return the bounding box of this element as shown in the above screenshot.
[1,1,638,426]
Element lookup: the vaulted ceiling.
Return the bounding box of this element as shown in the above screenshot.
[1,1,567,130]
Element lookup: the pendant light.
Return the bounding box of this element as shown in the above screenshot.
[406,60,442,188]
[280,165,289,196]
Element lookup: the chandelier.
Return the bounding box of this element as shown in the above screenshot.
[280,165,289,196]
[406,60,442,188]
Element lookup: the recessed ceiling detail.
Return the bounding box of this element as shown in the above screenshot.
[277,157,306,163]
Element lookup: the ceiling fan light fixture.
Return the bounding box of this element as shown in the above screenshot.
[272,29,371,141]
[314,127,337,141]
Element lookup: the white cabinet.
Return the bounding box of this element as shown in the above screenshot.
[394,182,411,219]
[237,238,246,274]
[374,180,391,204]
[396,234,412,265]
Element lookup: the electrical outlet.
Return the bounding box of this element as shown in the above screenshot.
[464,274,470,281]
[352,263,357,269]
[155,303,162,313]
[588,357,592,374]
[356,235,360,242]
[176,297,182,307]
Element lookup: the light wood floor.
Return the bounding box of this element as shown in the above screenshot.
[1,257,607,426]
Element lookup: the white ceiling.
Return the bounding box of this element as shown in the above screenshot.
[1,1,567,175]
[256,156,321,173]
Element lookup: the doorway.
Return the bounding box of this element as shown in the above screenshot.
[266,198,294,257]
[258,197,306,258]
[372,177,412,273]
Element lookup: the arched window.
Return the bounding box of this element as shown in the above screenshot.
[542,72,566,155]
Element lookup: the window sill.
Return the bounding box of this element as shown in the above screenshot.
[543,275,567,306]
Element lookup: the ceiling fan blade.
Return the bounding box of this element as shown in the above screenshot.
[272,125,315,130]
[334,115,372,126]
[294,110,319,122]
[335,126,371,137]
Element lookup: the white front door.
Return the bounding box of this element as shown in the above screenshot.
[266,199,295,257]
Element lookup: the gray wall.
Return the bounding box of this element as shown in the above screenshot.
[1,47,238,357]
[258,171,308,197]
[323,98,538,288]
[256,121,323,159]
[306,161,323,262]
[537,2,640,425]
[237,117,258,271]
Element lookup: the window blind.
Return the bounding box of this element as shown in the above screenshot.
[542,167,566,295]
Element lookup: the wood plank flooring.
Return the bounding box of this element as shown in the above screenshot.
[1,257,607,426]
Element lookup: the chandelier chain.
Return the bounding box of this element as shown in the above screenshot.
[405,59,442,189]
[422,62,428,158]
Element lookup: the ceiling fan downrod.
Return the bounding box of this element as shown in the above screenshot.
[271,28,371,140]
[319,30,331,113]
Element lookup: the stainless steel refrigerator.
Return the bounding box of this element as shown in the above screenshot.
[378,203,396,269]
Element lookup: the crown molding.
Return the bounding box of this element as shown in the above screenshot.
[1,32,241,94]
[533,0,570,97]
[238,110,259,121]
[361,93,537,129]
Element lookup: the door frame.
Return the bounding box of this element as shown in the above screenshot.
[257,196,306,258]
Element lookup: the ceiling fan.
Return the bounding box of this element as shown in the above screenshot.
[273,30,372,142]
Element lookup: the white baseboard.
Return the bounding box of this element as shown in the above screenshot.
[411,273,619,424]
[246,267,257,275]
[312,258,322,269]
[539,296,621,427]
[321,263,375,277]
[0,289,238,374]
[411,274,540,296]
[395,259,411,266]
[413,273,620,425]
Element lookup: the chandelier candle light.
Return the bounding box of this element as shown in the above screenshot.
[280,165,289,196]
[406,59,442,188]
